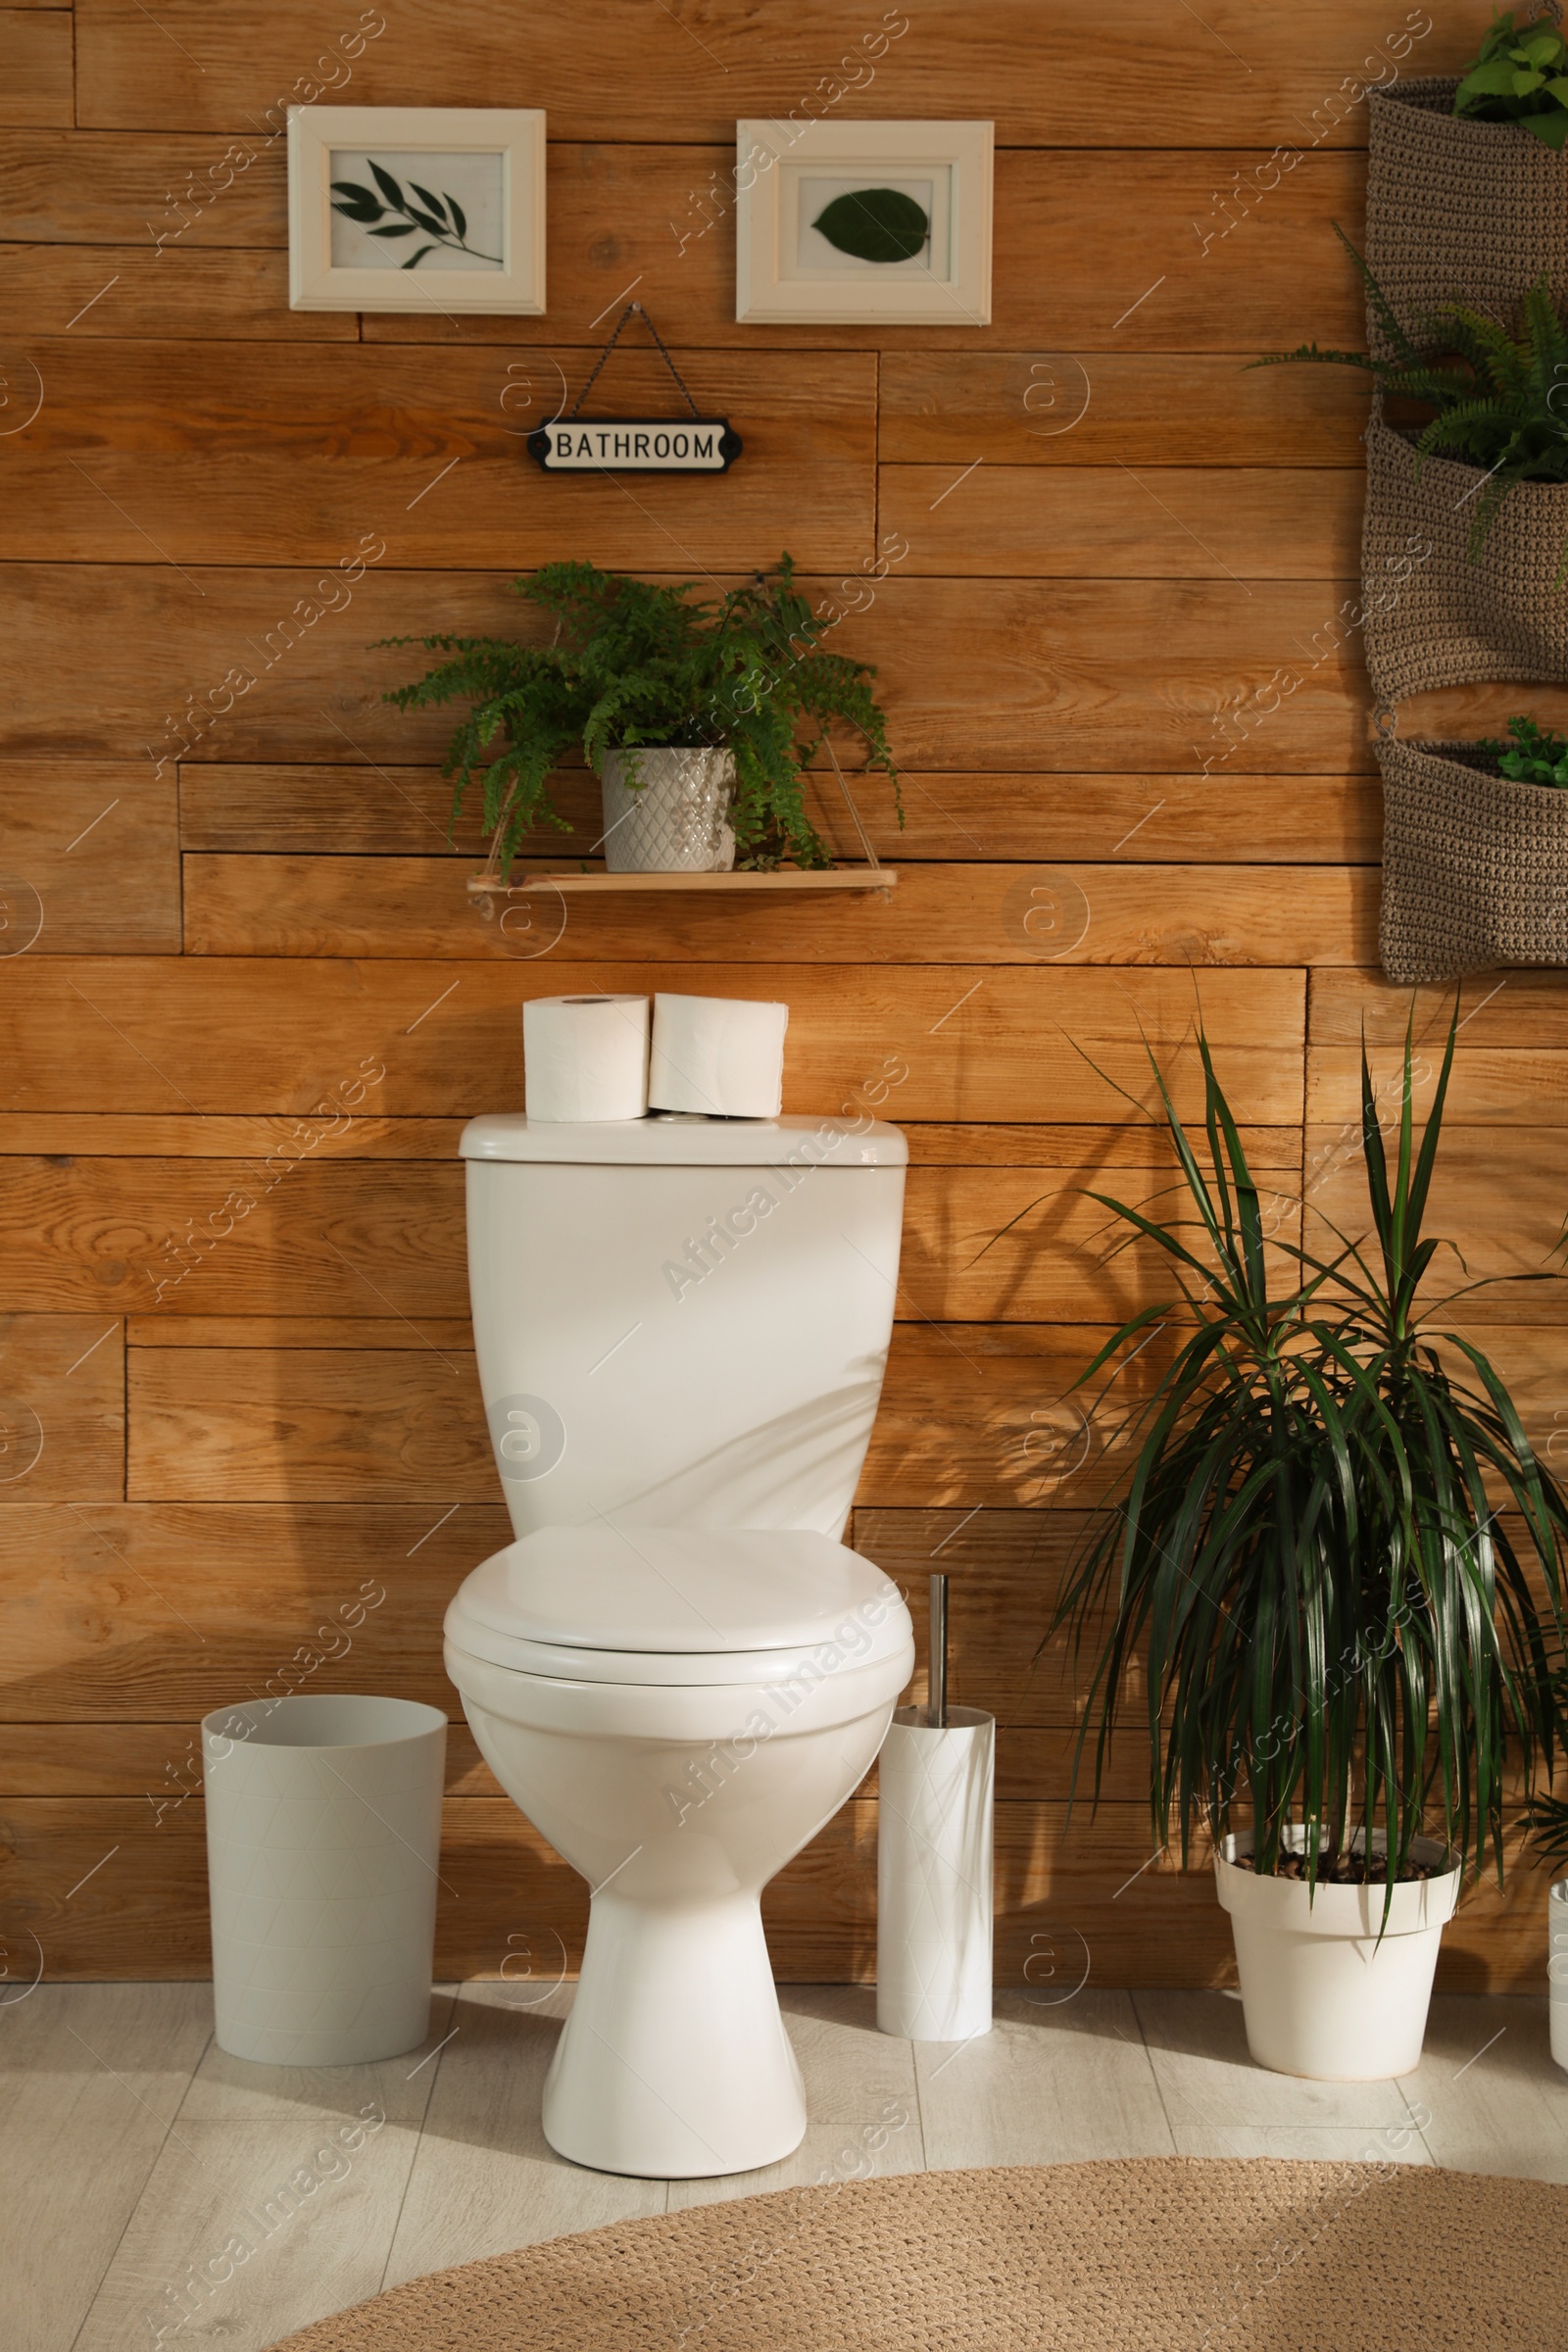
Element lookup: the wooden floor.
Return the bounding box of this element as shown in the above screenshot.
[6,1983,1566,2351]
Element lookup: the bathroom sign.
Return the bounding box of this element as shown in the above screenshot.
[527,417,743,473]
[533,300,742,473]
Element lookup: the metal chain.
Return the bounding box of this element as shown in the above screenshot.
[564,303,703,421]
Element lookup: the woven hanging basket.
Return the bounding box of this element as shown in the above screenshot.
[1361,414,1568,702]
[1377,735,1568,982]
[1365,75,1568,358]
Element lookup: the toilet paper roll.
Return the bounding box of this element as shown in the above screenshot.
[523,994,651,1122]
[649,993,789,1118]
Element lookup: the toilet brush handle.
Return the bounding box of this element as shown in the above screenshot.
[928,1572,948,1728]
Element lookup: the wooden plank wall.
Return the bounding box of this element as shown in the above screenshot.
[4,0,1566,1993]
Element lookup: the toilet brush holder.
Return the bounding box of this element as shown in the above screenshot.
[877,1573,994,2040]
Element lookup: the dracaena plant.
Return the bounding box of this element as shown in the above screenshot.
[1052,1008,1568,1900]
[1454,8,1568,150]
[381,556,899,874]
[1476,713,1568,786]
[1252,226,1568,578]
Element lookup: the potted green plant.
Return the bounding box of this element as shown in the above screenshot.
[1366,21,1568,365]
[1254,230,1568,698]
[1455,10,1568,150]
[1378,712,1568,983]
[381,555,899,876]
[1052,1012,1568,2079]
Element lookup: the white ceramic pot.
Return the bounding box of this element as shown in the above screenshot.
[1215,1827,1459,2081]
[600,747,736,873]
[876,1705,994,2041]
[1550,1880,1568,2076]
[203,1693,447,2066]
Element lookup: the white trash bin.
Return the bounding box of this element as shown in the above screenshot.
[203,1694,447,2066]
[1551,1880,1568,2075]
[876,1704,994,2041]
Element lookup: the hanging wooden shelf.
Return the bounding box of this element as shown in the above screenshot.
[468,867,898,899]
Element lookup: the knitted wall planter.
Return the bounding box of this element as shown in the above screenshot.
[1362,415,1568,702]
[1366,76,1568,357]
[1377,735,1568,983]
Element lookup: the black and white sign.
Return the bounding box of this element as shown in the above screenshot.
[527,417,743,472]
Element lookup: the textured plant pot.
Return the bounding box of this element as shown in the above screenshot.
[876,1705,994,2042]
[203,1693,447,2066]
[1216,1829,1459,2081]
[600,748,737,873]
[1377,735,1568,982]
[1366,77,1568,359]
[1362,415,1568,701]
[1550,1881,1568,2075]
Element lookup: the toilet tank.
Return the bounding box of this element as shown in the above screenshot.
[461,1112,907,1539]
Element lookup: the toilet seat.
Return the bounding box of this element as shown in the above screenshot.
[444,1524,908,1689]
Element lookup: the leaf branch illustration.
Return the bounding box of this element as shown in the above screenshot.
[330,163,502,270]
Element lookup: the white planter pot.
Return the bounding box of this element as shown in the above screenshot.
[203,1693,447,2066]
[600,747,736,873]
[876,1706,994,2041]
[1550,1881,1568,2076]
[1215,1828,1459,2081]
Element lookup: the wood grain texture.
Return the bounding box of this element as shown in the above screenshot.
[4,347,878,570]
[0,1499,507,1718]
[372,144,1374,354]
[0,1117,1308,1165]
[885,467,1361,578]
[0,761,179,952]
[177,763,1382,862]
[878,352,1371,466]
[0,1155,1298,1324]
[1305,1127,1568,1325]
[0,958,1308,1121]
[1307,971,1568,1126]
[0,244,359,339]
[0,1314,124,1502]
[180,856,1375,966]
[0,9,74,125]
[12,0,1560,1999]
[0,567,1373,770]
[70,1,1494,144]
[3,1790,1548,1991]
[120,1325,1177,1506]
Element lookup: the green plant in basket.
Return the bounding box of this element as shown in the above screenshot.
[380,556,900,876]
[1476,713,1568,786]
[1051,1006,1568,1901]
[1251,226,1568,577]
[1455,9,1568,151]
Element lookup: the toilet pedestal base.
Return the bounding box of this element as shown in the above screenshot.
[542,1886,807,2179]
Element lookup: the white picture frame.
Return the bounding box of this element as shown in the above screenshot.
[287,106,546,315]
[735,119,992,326]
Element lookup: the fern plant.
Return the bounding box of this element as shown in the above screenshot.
[1454,8,1568,150]
[1252,226,1568,577]
[1052,1008,1568,1898]
[381,556,899,874]
[1476,713,1568,786]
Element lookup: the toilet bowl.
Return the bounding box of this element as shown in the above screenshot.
[446,1525,912,2177]
[449,1109,913,2177]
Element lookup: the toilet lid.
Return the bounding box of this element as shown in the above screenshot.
[444,1526,910,1686]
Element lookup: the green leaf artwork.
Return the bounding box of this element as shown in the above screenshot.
[812,187,929,265]
[328,163,502,270]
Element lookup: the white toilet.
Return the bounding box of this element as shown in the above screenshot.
[443,1109,915,2179]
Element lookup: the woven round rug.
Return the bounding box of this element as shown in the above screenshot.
[271,2158,1566,2350]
